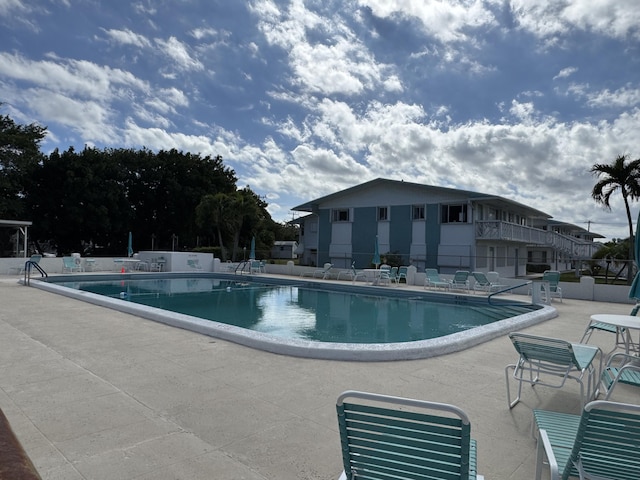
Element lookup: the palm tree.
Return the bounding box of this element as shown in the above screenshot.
[591,154,640,284]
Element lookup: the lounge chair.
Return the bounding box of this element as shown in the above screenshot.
[580,304,638,353]
[532,400,640,480]
[600,352,640,400]
[471,271,506,294]
[301,263,334,279]
[378,266,398,286]
[336,262,367,282]
[336,390,484,480]
[249,260,262,274]
[451,270,470,292]
[397,266,408,284]
[62,256,83,273]
[505,332,601,409]
[424,268,450,290]
[7,254,42,275]
[542,270,562,302]
[187,259,203,270]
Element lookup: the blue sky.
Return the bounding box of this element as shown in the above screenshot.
[1,0,639,240]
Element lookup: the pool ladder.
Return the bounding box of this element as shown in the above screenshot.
[23,261,48,286]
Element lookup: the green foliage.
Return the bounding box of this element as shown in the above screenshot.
[0,112,47,219]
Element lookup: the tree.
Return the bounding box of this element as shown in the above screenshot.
[0,111,47,219]
[591,154,640,283]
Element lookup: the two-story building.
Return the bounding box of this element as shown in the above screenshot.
[292,178,603,278]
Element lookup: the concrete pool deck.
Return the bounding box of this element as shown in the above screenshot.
[0,276,638,479]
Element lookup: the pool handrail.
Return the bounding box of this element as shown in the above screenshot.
[487,281,532,305]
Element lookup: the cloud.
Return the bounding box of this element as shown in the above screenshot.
[359,0,498,44]
[154,36,204,71]
[253,0,402,96]
[511,0,640,40]
[553,66,578,80]
[102,28,151,48]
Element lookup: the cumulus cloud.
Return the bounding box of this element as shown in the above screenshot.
[511,0,640,40]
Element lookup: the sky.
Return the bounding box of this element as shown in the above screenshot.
[1,0,639,241]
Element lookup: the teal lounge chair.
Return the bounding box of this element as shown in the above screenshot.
[62,256,83,273]
[580,304,638,354]
[471,271,506,294]
[505,332,601,409]
[451,270,470,292]
[301,262,334,279]
[424,268,450,290]
[336,262,367,282]
[542,270,562,302]
[533,400,640,480]
[600,352,640,400]
[336,390,484,480]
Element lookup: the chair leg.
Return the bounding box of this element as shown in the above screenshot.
[505,364,522,408]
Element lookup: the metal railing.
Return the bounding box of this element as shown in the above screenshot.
[23,261,47,286]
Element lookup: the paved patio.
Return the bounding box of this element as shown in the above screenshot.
[0,276,637,479]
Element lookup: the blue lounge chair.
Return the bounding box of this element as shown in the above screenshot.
[533,400,640,480]
[336,390,484,480]
[505,332,601,409]
[336,262,367,282]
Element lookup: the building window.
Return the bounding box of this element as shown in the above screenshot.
[441,204,467,223]
[412,204,425,220]
[378,206,388,221]
[331,209,350,222]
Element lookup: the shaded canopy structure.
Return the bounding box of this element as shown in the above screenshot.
[0,219,32,258]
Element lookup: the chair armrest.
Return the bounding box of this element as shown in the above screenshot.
[606,352,639,367]
[536,429,559,480]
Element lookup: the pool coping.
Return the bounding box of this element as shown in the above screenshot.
[30,273,557,361]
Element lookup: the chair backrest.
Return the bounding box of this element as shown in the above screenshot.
[62,256,75,267]
[542,270,560,289]
[323,262,333,271]
[398,266,408,277]
[389,266,398,278]
[471,272,489,285]
[453,271,470,283]
[337,391,474,480]
[565,400,640,479]
[425,268,441,280]
[509,332,578,368]
[29,254,42,264]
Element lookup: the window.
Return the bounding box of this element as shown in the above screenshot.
[441,204,468,223]
[378,206,388,221]
[412,204,425,220]
[331,209,350,222]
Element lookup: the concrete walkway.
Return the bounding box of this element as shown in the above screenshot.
[0,277,637,479]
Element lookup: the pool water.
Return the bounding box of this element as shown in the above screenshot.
[56,277,540,344]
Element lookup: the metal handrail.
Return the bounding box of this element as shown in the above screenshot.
[23,261,47,286]
[487,281,531,305]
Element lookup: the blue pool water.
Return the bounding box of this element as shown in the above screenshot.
[51,276,542,344]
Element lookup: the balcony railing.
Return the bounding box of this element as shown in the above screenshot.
[475,221,596,258]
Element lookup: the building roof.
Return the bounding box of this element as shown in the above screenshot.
[292,178,551,219]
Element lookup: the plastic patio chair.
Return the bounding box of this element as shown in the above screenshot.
[505,332,601,409]
[336,390,484,480]
[532,400,640,480]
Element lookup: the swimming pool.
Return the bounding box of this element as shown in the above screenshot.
[33,273,556,361]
